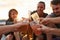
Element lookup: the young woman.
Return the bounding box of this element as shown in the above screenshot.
[5,9,20,40]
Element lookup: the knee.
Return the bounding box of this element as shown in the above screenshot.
[5,34,13,40]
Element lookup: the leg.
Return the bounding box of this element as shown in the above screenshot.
[5,34,13,40]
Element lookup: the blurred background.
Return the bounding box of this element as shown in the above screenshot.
[0,0,52,40]
[0,0,52,25]
[0,0,52,19]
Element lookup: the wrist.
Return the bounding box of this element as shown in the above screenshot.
[12,24,20,32]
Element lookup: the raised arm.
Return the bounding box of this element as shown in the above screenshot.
[0,22,28,35]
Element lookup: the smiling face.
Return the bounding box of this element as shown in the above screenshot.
[37,3,45,11]
[10,11,18,20]
[37,2,45,15]
[51,0,60,16]
[51,4,60,16]
[9,9,18,20]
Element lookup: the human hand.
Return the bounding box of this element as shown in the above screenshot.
[30,21,42,36]
[15,22,29,32]
[22,17,31,22]
[39,18,51,25]
[37,24,51,34]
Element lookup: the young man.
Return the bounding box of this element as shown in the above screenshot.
[39,0,60,40]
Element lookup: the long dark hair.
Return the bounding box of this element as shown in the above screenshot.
[8,9,18,21]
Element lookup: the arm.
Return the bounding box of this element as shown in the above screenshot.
[44,27,60,36]
[46,17,60,24]
[48,28,60,36]
[0,25,17,35]
[39,25,60,36]
[46,15,60,24]
[0,22,28,35]
[40,17,60,24]
[14,32,20,40]
[39,16,56,28]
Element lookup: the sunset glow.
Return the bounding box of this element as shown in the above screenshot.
[0,0,52,20]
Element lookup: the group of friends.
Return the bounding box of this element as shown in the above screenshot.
[0,0,60,40]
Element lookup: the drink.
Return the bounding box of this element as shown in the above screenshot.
[30,21,42,36]
[31,12,40,24]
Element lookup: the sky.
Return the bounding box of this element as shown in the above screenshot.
[0,0,52,20]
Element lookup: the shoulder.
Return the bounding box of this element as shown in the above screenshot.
[6,19,14,25]
[44,13,48,15]
[43,13,48,17]
[6,19,9,23]
[47,13,56,17]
